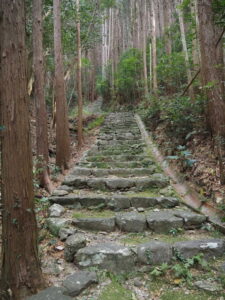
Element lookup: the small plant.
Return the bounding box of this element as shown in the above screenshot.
[145,249,153,265]
[150,263,169,278]
[169,227,184,236]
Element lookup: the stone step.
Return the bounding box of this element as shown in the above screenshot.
[101,128,140,134]
[96,143,145,151]
[75,239,225,273]
[78,160,154,169]
[96,140,144,146]
[63,174,169,191]
[71,167,157,177]
[71,209,207,233]
[50,194,179,210]
[84,155,150,163]
[99,132,141,139]
[87,148,144,156]
[98,136,142,142]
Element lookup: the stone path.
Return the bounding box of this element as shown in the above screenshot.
[29,112,225,299]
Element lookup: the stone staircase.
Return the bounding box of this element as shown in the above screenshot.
[34,112,225,299]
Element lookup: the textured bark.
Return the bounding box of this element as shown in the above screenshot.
[0,1,45,299]
[33,0,52,192]
[76,0,83,147]
[198,0,225,184]
[53,0,71,170]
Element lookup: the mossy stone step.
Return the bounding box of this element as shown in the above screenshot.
[71,209,207,233]
[75,239,225,272]
[78,160,154,169]
[97,143,145,151]
[49,194,179,210]
[71,167,157,177]
[87,148,144,156]
[84,155,150,163]
[96,140,144,146]
[63,175,169,191]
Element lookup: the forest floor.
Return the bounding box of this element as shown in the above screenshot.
[149,121,225,213]
[32,105,225,300]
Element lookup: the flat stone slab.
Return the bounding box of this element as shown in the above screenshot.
[85,155,149,162]
[50,194,107,208]
[173,239,225,259]
[173,210,207,228]
[130,196,179,209]
[46,218,71,237]
[116,212,147,232]
[64,234,87,262]
[137,241,173,265]
[73,217,116,232]
[75,242,136,273]
[194,279,223,292]
[78,161,154,169]
[52,189,69,196]
[26,287,72,300]
[146,211,183,233]
[62,271,98,297]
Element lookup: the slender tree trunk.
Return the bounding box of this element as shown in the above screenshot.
[176,0,194,100]
[151,0,158,93]
[53,0,71,170]
[33,0,53,193]
[0,1,45,299]
[198,0,225,184]
[142,0,149,96]
[76,0,83,147]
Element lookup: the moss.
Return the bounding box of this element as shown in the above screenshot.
[126,188,162,198]
[120,233,150,245]
[160,291,221,300]
[86,115,105,131]
[72,209,114,219]
[98,281,133,300]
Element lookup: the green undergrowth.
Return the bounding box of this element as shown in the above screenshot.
[98,281,133,300]
[85,115,105,131]
[72,209,114,219]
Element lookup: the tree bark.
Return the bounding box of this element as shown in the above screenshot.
[76,0,83,147]
[198,0,225,184]
[33,0,53,193]
[53,0,71,170]
[151,0,158,93]
[0,1,45,299]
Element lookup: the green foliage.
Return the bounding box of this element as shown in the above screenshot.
[115,48,144,104]
[86,115,105,131]
[150,263,169,278]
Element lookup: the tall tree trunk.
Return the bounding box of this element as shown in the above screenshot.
[198,0,225,184]
[142,0,149,96]
[176,0,194,100]
[76,0,83,147]
[33,0,53,193]
[0,1,45,299]
[151,0,158,93]
[53,0,71,170]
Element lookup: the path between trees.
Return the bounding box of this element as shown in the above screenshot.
[28,112,225,300]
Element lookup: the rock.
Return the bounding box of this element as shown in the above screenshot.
[42,260,61,275]
[59,227,77,241]
[116,212,146,232]
[105,178,134,190]
[137,207,145,212]
[219,262,225,273]
[64,234,87,262]
[62,271,98,297]
[146,211,183,233]
[73,217,116,232]
[173,239,225,259]
[49,204,65,217]
[57,185,74,192]
[137,241,172,265]
[52,190,69,196]
[75,242,136,273]
[130,197,157,208]
[26,287,71,300]
[133,279,143,287]
[156,197,179,208]
[173,209,207,228]
[46,218,71,237]
[194,279,223,292]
